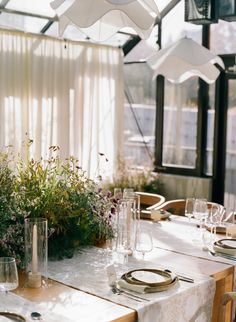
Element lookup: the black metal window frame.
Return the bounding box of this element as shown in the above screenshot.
[154,25,212,178]
[212,54,236,204]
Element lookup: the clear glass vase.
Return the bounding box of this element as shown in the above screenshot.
[24,218,48,288]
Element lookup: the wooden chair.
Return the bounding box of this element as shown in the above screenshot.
[147,199,186,216]
[144,199,225,217]
[135,191,165,208]
[218,292,235,322]
[134,192,165,219]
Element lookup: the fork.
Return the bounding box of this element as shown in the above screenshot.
[111,285,150,302]
[208,250,236,261]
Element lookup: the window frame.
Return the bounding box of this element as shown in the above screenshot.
[154,25,211,178]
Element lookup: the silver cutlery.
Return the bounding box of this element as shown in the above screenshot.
[164,269,194,283]
[111,285,150,302]
[176,275,194,283]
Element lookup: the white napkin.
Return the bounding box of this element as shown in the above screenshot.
[117,279,148,293]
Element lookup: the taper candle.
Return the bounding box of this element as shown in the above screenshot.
[32,224,38,274]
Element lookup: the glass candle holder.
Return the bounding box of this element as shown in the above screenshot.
[24,218,48,288]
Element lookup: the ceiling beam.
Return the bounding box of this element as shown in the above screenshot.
[155,0,182,24]
[0,7,57,21]
[122,35,141,56]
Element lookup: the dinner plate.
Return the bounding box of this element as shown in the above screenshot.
[213,239,236,255]
[119,273,178,293]
[0,312,26,322]
[122,268,176,287]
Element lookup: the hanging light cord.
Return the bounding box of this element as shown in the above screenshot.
[124,87,154,162]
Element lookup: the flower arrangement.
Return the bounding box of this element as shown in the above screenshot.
[0,145,114,266]
[102,156,161,193]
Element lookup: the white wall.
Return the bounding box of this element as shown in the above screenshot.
[159,173,212,201]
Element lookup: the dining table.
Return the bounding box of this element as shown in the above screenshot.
[3,215,236,322]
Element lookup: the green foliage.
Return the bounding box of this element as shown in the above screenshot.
[102,157,160,193]
[0,146,114,266]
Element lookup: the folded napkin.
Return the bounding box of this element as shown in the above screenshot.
[117,275,178,293]
[150,209,171,221]
[117,278,149,293]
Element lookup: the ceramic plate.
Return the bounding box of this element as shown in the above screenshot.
[213,239,236,255]
[215,239,236,249]
[123,268,175,287]
[131,270,169,284]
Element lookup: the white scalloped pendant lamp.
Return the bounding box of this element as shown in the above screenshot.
[50,0,160,41]
[147,37,225,84]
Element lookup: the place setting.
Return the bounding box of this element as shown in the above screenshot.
[210,239,236,261]
[107,264,181,304]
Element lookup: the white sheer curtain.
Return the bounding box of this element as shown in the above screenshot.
[0,30,124,179]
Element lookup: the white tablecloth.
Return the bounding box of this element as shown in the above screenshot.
[47,246,215,322]
[0,292,73,322]
[143,216,236,267]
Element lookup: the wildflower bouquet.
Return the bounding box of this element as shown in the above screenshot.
[0,147,114,266]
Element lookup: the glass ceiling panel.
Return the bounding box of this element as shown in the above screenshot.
[155,0,174,12]
[0,12,49,33]
[46,22,130,47]
[124,25,159,62]
[45,23,87,41]
[162,0,202,48]
[6,0,55,18]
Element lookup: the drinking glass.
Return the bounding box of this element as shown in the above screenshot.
[123,188,134,199]
[0,257,18,293]
[208,204,221,240]
[223,209,236,238]
[114,188,122,200]
[135,227,153,260]
[115,199,134,262]
[193,198,208,231]
[185,198,195,222]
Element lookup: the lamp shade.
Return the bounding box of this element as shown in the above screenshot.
[50,0,160,41]
[147,37,225,84]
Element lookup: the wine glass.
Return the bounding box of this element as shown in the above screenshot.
[185,198,195,222]
[135,227,153,260]
[208,204,221,241]
[0,257,19,293]
[193,198,208,230]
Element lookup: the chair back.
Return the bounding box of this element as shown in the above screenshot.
[135,192,165,208]
[151,199,224,217]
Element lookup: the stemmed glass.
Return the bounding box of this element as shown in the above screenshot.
[208,204,221,241]
[185,198,195,222]
[0,257,19,293]
[193,198,208,242]
[135,227,153,260]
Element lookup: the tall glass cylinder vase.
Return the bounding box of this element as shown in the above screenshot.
[24,218,48,288]
[116,196,140,259]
